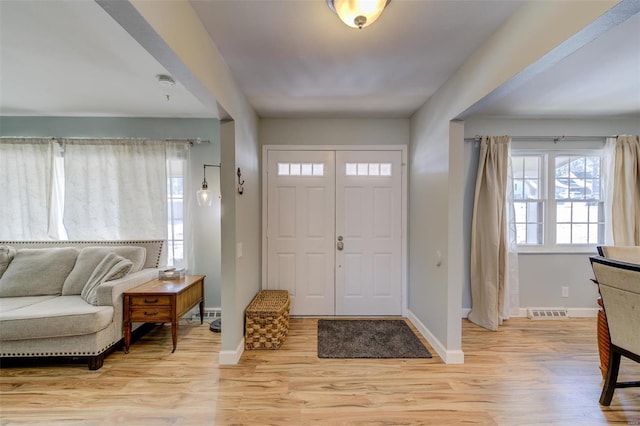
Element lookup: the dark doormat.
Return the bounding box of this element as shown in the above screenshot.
[317,319,432,358]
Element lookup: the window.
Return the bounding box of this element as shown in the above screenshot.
[167,171,184,267]
[345,162,392,176]
[511,149,604,250]
[277,162,324,176]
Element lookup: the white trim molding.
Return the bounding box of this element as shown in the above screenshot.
[218,338,244,365]
[408,310,464,364]
[461,307,598,318]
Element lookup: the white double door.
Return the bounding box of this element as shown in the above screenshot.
[265,149,402,316]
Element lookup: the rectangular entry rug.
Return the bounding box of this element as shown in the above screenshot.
[317,319,432,359]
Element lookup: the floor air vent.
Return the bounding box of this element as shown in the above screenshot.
[528,308,569,319]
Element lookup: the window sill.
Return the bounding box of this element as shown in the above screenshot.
[517,245,599,255]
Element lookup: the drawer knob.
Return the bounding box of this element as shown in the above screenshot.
[144,311,159,316]
[144,298,159,303]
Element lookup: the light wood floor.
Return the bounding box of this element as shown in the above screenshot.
[1,317,639,425]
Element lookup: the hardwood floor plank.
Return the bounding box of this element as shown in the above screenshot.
[1,317,639,425]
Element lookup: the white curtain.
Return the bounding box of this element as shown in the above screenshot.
[63,139,167,240]
[603,135,640,245]
[0,139,53,240]
[469,135,519,331]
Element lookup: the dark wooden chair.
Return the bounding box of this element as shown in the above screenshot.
[590,255,640,406]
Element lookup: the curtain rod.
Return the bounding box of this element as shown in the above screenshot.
[0,137,211,144]
[464,135,613,143]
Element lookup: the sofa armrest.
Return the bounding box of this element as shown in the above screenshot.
[96,268,158,341]
[96,269,158,307]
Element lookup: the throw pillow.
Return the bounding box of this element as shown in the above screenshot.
[0,245,16,278]
[81,253,133,306]
[0,247,79,297]
[62,246,146,295]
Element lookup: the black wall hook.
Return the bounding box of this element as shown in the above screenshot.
[237,167,245,195]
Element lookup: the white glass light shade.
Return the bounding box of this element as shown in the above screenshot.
[330,0,389,29]
[197,187,213,207]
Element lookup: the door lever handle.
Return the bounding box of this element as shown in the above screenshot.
[337,241,344,251]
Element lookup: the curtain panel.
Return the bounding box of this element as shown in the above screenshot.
[0,139,54,240]
[605,135,640,245]
[469,135,518,331]
[63,139,168,240]
[0,138,191,259]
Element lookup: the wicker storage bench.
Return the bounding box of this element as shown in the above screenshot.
[245,290,290,350]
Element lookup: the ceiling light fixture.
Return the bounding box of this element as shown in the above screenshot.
[326,0,391,29]
[156,74,176,87]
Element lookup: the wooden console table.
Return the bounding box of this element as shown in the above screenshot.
[123,275,205,353]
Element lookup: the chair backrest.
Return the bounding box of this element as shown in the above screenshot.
[590,256,640,356]
[597,245,640,264]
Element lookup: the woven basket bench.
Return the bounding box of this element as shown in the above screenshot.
[245,290,290,350]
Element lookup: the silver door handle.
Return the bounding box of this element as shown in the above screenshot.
[337,241,344,251]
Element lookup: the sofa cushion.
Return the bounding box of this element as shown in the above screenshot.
[0,296,113,341]
[0,247,79,297]
[81,253,133,306]
[0,295,58,313]
[62,246,146,295]
[0,245,16,278]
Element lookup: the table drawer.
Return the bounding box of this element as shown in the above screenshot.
[130,295,172,306]
[129,307,172,322]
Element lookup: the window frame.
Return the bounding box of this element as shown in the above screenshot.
[511,144,605,254]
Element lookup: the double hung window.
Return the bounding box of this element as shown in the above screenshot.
[512,147,604,251]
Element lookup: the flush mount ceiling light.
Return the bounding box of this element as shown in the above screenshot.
[326,0,391,29]
[156,74,176,87]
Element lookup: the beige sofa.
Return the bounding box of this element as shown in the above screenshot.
[0,240,164,369]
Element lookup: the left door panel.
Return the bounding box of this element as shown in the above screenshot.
[266,151,336,315]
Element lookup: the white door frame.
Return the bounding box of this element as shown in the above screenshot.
[262,145,408,316]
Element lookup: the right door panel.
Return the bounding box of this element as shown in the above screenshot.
[335,151,403,315]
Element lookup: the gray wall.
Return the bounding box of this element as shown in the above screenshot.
[0,116,223,309]
[260,118,410,147]
[462,117,640,313]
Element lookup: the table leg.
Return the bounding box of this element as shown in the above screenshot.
[199,299,204,325]
[123,296,131,354]
[171,320,178,353]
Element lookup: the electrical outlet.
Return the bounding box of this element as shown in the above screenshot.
[562,286,569,298]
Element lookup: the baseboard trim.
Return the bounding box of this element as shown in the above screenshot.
[218,338,244,365]
[462,307,598,318]
[407,310,464,364]
[567,308,598,317]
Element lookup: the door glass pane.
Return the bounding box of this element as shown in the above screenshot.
[380,163,392,176]
[301,163,312,176]
[278,163,289,176]
[346,163,357,176]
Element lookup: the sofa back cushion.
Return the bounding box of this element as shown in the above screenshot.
[0,247,79,297]
[0,245,17,279]
[61,246,146,295]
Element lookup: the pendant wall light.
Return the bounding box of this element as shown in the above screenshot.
[326,0,391,29]
[197,163,221,207]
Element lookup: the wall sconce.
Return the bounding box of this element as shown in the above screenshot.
[197,163,221,207]
[237,168,245,195]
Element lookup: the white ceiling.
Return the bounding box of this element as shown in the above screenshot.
[0,0,639,120]
[0,0,213,118]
